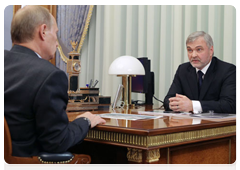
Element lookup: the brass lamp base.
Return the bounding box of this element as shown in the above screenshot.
[117,75,136,108]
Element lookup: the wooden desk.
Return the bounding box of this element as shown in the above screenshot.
[67,105,236,164]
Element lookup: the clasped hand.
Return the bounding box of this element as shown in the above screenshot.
[169,94,193,112]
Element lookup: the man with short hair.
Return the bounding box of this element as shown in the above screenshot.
[4,5,106,157]
[164,31,236,113]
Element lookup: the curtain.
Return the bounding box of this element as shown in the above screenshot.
[79,5,236,105]
[56,5,94,73]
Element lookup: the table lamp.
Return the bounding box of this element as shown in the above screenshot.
[108,55,145,107]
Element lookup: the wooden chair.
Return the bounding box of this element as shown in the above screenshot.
[4,117,91,164]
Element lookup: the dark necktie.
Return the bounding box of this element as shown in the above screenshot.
[198,70,204,95]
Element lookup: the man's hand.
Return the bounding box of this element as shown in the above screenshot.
[169,94,193,112]
[76,112,106,128]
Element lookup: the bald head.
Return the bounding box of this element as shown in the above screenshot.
[11,5,53,44]
[11,5,59,60]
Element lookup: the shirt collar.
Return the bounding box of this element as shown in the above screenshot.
[195,60,211,75]
[35,52,42,59]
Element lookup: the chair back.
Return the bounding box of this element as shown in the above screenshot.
[4,117,91,164]
[4,117,13,163]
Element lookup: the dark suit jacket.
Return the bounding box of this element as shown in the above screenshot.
[164,57,236,113]
[4,45,89,157]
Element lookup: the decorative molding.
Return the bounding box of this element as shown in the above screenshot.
[126,148,160,163]
[147,125,235,147]
[146,149,161,163]
[86,125,236,148]
[38,156,74,164]
[127,148,142,163]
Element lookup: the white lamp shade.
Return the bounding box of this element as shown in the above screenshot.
[108,56,145,75]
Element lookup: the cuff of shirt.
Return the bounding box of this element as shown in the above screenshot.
[192,100,202,114]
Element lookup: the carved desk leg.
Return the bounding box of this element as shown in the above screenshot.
[127,148,160,163]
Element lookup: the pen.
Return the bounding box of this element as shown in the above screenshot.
[89,79,93,88]
[92,80,99,88]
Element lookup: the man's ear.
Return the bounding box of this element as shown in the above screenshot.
[39,24,47,40]
[210,46,214,57]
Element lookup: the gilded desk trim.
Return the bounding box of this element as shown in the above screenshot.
[86,125,236,148]
[126,148,160,163]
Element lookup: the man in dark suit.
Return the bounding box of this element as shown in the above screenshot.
[4,5,106,157]
[164,31,236,114]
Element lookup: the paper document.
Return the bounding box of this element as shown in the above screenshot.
[99,113,162,120]
[190,113,236,119]
[138,111,191,116]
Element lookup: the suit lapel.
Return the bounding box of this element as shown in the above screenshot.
[199,57,217,99]
[187,65,199,99]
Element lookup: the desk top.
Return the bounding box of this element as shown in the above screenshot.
[67,105,236,136]
[67,105,235,151]
[67,105,236,163]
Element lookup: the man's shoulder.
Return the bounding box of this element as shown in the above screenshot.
[178,61,192,70]
[213,56,236,68]
[212,57,235,66]
[5,48,65,78]
[31,58,64,78]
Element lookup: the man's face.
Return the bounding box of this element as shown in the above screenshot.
[187,37,214,70]
[44,16,59,60]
